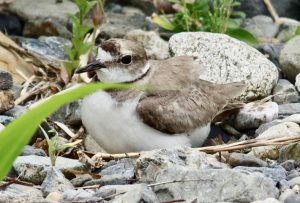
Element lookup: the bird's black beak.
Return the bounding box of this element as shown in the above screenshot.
[75,60,107,74]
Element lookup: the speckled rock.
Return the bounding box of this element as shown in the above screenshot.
[272,79,299,104]
[234,166,287,183]
[279,103,300,117]
[242,15,279,38]
[280,36,300,82]
[13,155,85,185]
[136,147,228,182]
[62,189,97,202]
[147,167,279,202]
[227,152,268,167]
[169,32,278,101]
[250,122,300,160]
[125,29,170,60]
[295,73,300,92]
[99,12,156,38]
[41,167,74,197]
[8,0,78,38]
[280,143,300,166]
[234,101,278,130]
[0,184,46,203]
[251,198,281,203]
[95,184,158,202]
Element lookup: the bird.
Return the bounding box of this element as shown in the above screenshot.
[76,38,246,153]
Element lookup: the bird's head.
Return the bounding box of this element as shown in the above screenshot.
[76,38,149,83]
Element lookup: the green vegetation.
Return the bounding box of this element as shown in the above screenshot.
[64,0,97,76]
[152,0,258,45]
[0,83,133,181]
[40,127,81,166]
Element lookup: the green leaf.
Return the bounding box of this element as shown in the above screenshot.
[78,42,92,56]
[64,45,75,60]
[0,83,135,181]
[152,15,175,31]
[83,1,97,19]
[226,28,259,46]
[63,60,79,76]
[295,26,300,36]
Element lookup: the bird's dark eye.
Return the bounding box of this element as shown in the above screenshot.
[120,55,132,65]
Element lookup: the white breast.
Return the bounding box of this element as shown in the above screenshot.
[81,91,210,153]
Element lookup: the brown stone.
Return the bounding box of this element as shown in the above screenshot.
[0,90,14,113]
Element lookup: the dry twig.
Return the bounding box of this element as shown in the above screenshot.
[83,135,300,160]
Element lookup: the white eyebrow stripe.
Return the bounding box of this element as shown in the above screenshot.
[97,48,113,62]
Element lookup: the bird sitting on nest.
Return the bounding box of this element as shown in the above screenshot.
[76,38,246,153]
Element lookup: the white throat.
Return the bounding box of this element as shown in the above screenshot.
[96,63,150,83]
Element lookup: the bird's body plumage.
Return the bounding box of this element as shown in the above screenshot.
[78,39,246,153]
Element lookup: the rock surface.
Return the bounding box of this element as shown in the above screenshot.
[272,79,299,104]
[169,32,279,100]
[295,73,300,92]
[0,184,46,203]
[95,184,159,202]
[251,122,300,159]
[280,143,300,166]
[148,167,279,202]
[41,167,74,197]
[99,11,156,38]
[242,15,279,38]
[13,155,85,184]
[125,29,170,60]
[15,36,71,67]
[279,103,300,117]
[234,101,279,130]
[280,36,300,82]
[8,0,78,37]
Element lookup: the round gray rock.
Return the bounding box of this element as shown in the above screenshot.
[280,36,300,82]
[169,32,279,101]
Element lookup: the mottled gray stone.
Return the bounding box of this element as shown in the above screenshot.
[169,32,278,100]
[0,70,13,90]
[272,79,299,104]
[251,198,281,203]
[280,160,297,171]
[279,103,300,117]
[0,115,14,125]
[234,101,278,130]
[227,152,268,167]
[99,12,156,38]
[295,73,300,93]
[148,167,279,202]
[251,122,300,160]
[8,0,77,37]
[13,155,85,185]
[280,36,300,82]
[21,145,47,156]
[70,174,92,187]
[41,167,74,197]
[0,184,46,203]
[255,120,282,136]
[242,15,279,38]
[95,184,159,203]
[234,166,287,183]
[125,29,170,60]
[4,105,27,118]
[65,100,82,126]
[62,189,96,202]
[256,43,283,67]
[279,143,300,166]
[136,147,228,183]
[15,36,71,67]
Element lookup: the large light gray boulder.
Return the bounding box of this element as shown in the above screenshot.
[169,32,279,101]
[280,36,300,82]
